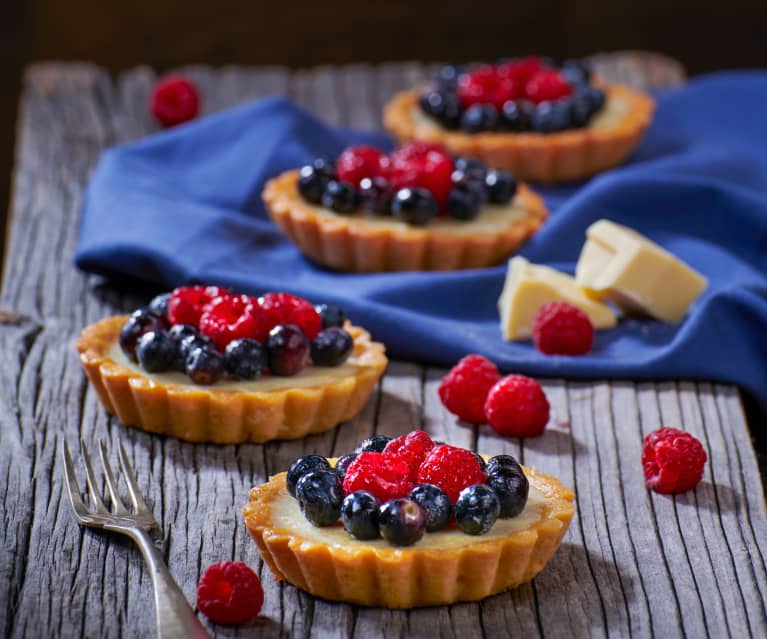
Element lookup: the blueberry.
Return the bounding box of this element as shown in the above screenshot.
[359,176,393,214]
[419,89,461,129]
[178,332,216,370]
[391,188,438,226]
[501,100,534,132]
[453,157,488,182]
[341,491,380,540]
[450,169,488,202]
[356,435,391,453]
[486,455,523,476]
[267,323,309,376]
[185,345,226,385]
[298,165,330,204]
[474,453,488,474]
[409,484,452,532]
[314,304,346,329]
[460,103,499,133]
[570,93,594,128]
[530,101,572,133]
[224,338,266,380]
[437,64,466,87]
[484,170,517,204]
[561,59,592,86]
[296,469,344,527]
[454,484,500,535]
[575,86,605,117]
[287,455,331,498]
[333,453,358,479]
[378,498,426,546]
[446,186,482,221]
[311,327,354,367]
[168,323,198,346]
[311,157,336,178]
[487,468,529,518]
[148,292,171,318]
[136,330,175,373]
[118,308,169,362]
[321,180,358,214]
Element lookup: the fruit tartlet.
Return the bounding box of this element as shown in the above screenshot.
[384,56,655,182]
[243,430,574,608]
[263,141,548,272]
[77,288,387,443]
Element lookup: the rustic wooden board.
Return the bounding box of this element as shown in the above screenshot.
[1,59,766,639]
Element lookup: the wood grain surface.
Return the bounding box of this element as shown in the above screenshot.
[1,57,766,639]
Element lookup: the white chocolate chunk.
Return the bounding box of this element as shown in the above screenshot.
[575,220,707,323]
[498,256,617,340]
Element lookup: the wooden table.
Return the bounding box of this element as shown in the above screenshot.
[2,57,766,639]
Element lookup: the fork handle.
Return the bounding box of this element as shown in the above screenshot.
[125,527,212,639]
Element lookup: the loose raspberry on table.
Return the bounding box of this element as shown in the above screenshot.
[342,452,413,503]
[438,354,502,423]
[336,145,390,186]
[416,444,487,503]
[167,285,227,326]
[150,75,201,127]
[484,375,550,438]
[524,69,573,104]
[383,430,435,480]
[256,292,322,343]
[199,293,262,351]
[532,301,595,356]
[197,561,263,625]
[642,427,707,494]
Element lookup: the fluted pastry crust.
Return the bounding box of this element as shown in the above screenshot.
[77,316,387,443]
[383,85,655,183]
[243,464,574,608]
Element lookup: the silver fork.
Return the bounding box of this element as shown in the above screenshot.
[62,440,211,639]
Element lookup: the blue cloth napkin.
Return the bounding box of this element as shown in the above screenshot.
[75,72,767,408]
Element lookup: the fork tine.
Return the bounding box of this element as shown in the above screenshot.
[117,440,149,513]
[98,440,129,514]
[62,441,88,518]
[80,438,108,513]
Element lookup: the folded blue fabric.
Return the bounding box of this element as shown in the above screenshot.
[76,72,767,408]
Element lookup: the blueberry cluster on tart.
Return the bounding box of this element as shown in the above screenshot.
[384,56,655,183]
[77,287,387,443]
[243,430,575,608]
[263,141,548,272]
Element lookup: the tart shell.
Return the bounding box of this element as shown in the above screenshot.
[383,85,655,183]
[243,465,575,608]
[263,170,548,272]
[77,316,387,444]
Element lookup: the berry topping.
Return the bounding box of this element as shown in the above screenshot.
[336,146,390,187]
[135,331,175,373]
[484,170,517,204]
[148,292,171,318]
[167,323,199,369]
[473,453,488,473]
[391,188,438,226]
[358,176,394,214]
[197,561,263,625]
[342,452,413,503]
[223,338,266,380]
[419,89,462,129]
[446,185,482,220]
[408,484,452,532]
[642,427,707,494]
[333,453,358,479]
[199,294,260,351]
[487,467,529,518]
[177,332,215,370]
[416,444,487,503]
[486,454,523,476]
[185,345,226,385]
[296,469,344,526]
[150,75,200,128]
[457,66,520,110]
[484,375,550,438]
[315,304,346,329]
[119,308,169,362]
[266,323,309,376]
[341,491,380,540]
[524,69,573,103]
[438,354,501,424]
[298,165,331,204]
[497,56,548,84]
[356,435,392,453]
[561,59,592,86]
[168,285,227,327]
[258,292,322,342]
[389,142,454,205]
[454,484,500,535]
[321,180,359,213]
[532,301,595,356]
[530,101,572,133]
[378,498,426,547]
[287,455,331,498]
[383,430,435,481]
[461,103,500,133]
[310,327,354,367]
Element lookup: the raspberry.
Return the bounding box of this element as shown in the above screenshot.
[389,142,454,205]
[642,427,707,494]
[342,452,413,503]
[497,56,548,84]
[524,69,573,104]
[383,430,435,480]
[484,375,550,438]
[167,285,227,326]
[199,294,262,351]
[457,65,521,110]
[438,355,501,423]
[336,146,390,186]
[256,293,322,342]
[532,302,594,356]
[416,445,487,504]
[150,75,200,127]
[197,561,263,625]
